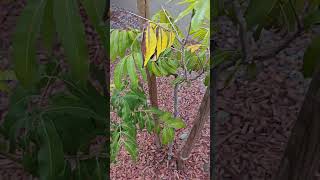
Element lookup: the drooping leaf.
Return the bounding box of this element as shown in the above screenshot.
[0,82,9,92]
[186,44,202,53]
[13,0,47,88]
[142,22,157,66]
[133,52,147,81]
[110,29,119,61]
[161,127,175,145]
[303,36,320,77]
[127,55,139,89]
[156,28,169,58]
[174,1,196,23]
[53,0,89,87]
[81,0,107,51]
[191,0,210,31]
[245,0,279,29]
[41,0,55,52]
[303,9,320,29]
[113,56,127,90]
[37,117,65,180]
[166,118,186,129]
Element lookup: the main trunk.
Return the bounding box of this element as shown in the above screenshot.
[137,0,161,148]
[274,64,320,180]
[177,87,210,170]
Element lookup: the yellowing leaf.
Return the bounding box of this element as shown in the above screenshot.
[142,22,157,67]
[186,44,201,53]
[167,31,176,48]
[156,28,168,58]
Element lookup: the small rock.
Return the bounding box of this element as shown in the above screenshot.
[179,131,189,141]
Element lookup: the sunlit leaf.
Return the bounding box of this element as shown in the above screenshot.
[156,28,169,58]
[142,22,157,66]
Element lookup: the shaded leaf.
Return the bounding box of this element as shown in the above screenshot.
[37,117,65,180]
[13,0,47,88]
[303,36,320,77]
[54,0,89,87]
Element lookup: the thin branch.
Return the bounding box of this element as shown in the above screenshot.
[125,10,172,32]
[253,29,302,60]
[168,81,179,160]
[161,5,184,45]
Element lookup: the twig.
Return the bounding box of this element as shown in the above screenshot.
[125,10,173,32]
[161,5,183,45]
[253,29,302,60]
[168,81,180,160]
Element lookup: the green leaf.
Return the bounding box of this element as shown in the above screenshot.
[165,118,186,129]
[191,0,210,32]
[204,73,209,86]
[161,127,174,145]
[12,0,47,88]
[37,117,65,180]
[123,139,138,162]
[110,29,119,61]
[174,1,196,23]
[81,0,105,25]
[0,82,9,92]
[41,0,55,52]
[145,116,155,133]
[133,52,147,81]
[303,36,320,77]
[111,129,121,162]
[303,10,320,29]
[0,70,17,81]
[245,0,278,29]
[113,56,128,90]
[54,0,89,87]
[127,55,139,89]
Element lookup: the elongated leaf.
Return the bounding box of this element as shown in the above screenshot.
[38,117,65,180]
[82,0,109,49]
[110,29,119,61]
[174,1,196,23]
[41,0,55,52]
[81,0,105,26]
[245,0,278,29]
[123,139,138,161]
[161,127,174,145]
[303,36,320,77]
[0,70,16,81]
[191,0,210,31]
[113,56,127,90]
[142,22,157,66]
[133,52,147,81]
[166,118,186,129]
[54,0,89,87]
[304,10,320,29]
[13,0,47,88]
[127,55,139,89]
[156,28,169,58]
[0,82,9,92]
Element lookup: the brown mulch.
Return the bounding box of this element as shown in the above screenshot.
[214,16,314,179]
